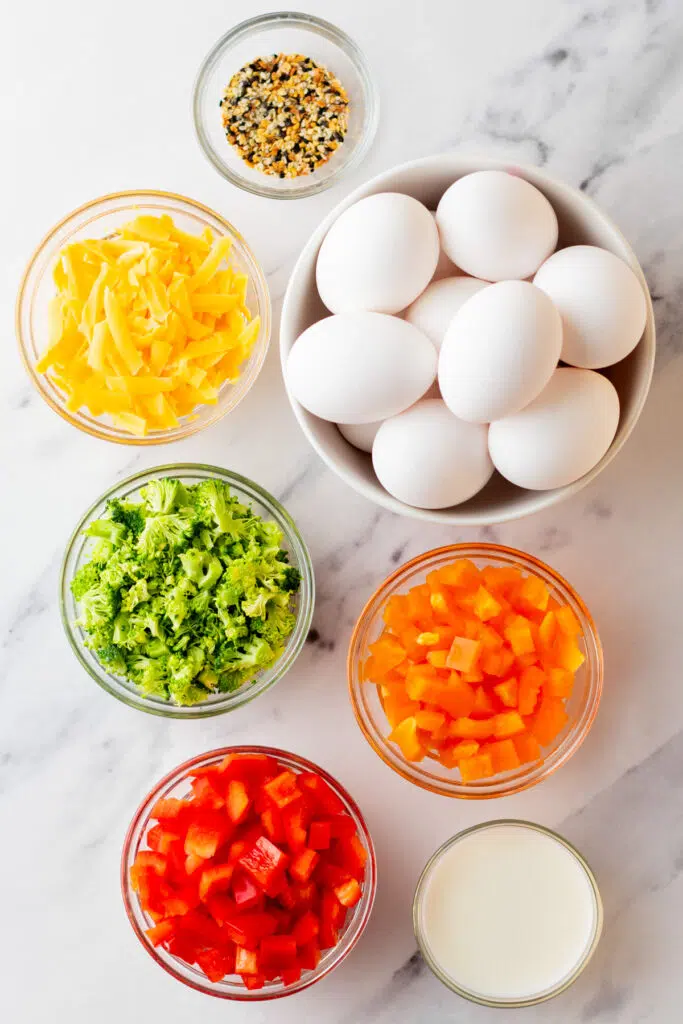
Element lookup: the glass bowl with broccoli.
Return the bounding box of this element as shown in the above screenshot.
[60,465,314,717]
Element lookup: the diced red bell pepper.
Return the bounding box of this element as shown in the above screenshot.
[235,946,259,975]
[191,775,225,810]
[292,910,319,945]
[195,947,235,983]
[160,893,192,918]
[308,820,332,850]
[282,965,303,986]
[282,800,308,853]
[184,812,227,859]
[334,877,362,908]
[220,753,278,781]
[263,771,302,810]
[334,834,367,881]
[177,909,224,947]
[260,806,284,843]
[289,848,319,883]
[239,836,289,895]
[226,779,252,825]
[222,911,278,949]
[260,934,297,967]
[199,863,234,902]
[167,934,197,964]
[298,773,345,814]
[145,919,176,946]
[134,851,167,875]
[290,881,316,910]
[188,763,223,781]
[315,861,351,889]
[228,838,250,864]
[269,907,294,933]
[242,973,265,990]
[298,941,321,971]
[147,825,181,855]
[319,890,344,949]
[151,797,186,822]
[184,853,205,876]
[232,871,262,911]
[205,893,237,927]
[327,814,357,840]
[276,883,298,910]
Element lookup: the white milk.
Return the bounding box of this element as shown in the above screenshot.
[416,822,600,1003]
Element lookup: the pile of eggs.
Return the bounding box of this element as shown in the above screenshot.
[285,170,648,510]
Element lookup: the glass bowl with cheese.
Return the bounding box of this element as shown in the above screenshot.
[16,190,271,444]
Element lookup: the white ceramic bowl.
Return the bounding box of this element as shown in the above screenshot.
[280,155,655,525]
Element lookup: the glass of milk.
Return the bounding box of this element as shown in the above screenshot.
[413,820,603,1007]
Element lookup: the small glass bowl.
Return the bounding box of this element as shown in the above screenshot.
[348,544,603,798]
[413,820,603,1007]
[16,190,271,444]
[193,12,379,199]
[121,745,377,1000]
[60,464,314,718]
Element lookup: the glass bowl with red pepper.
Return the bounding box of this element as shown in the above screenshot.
[121,746,376,999]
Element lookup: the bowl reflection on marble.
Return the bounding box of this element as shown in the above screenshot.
[348,543,603,799]
[280,155,656,525]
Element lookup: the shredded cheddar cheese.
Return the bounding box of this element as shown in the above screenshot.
[36,214,260,436]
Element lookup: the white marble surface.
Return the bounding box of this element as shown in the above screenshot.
[2,0,683,1020]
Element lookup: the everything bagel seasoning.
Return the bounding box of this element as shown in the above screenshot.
[220,53,349,179]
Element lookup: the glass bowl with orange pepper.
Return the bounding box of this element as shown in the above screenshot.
[121,746,376,999]
[348,544,603,799]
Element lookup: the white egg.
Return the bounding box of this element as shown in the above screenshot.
[374,399,491,512]
[488,367,620,490]
[436,170,558,281]
[439,281,562,423]
[533,245,648,369]
[404,276,489,351]
[286,312,437,424]
[338,419,383,453]
[373,399,493,509]
[316,193,439,315]
[429,211,459,280]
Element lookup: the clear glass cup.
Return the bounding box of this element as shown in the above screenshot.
[193,12,379,199]
[16,190,271,444]
[413,820,603,1006]
[348,543,603,798]
[60,464,314,717]
[121,745,377,999]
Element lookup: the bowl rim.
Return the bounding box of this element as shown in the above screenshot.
[347,542,603,798]
[60,463,315,718]
[16,188,272,445]
[280,153,656,524]
[120,744,377,999]
[192,10,380,200]
[412,819,603,1006]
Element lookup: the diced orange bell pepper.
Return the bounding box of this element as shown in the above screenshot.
[478,624,504,650]
[493,711,525,739]
[544,667,574,698]
[459,752,494,782]
[472,586,502,622]
[480,565,521,594]
[414,709,446,732]
[405,664,438,701]
[382,691,420,729]
[383,594,412,632]
[494,677,518,708]
[530,696,569,746]
[482,739,521,773]
[556,605,581,636]
[388,716,425,761]
[426,649,448,668]
[367,634,406,674]
[518,666,544,715]
[538,610,557,650]
[446,636,481,672]
[514,575,550,613]
[436,558,480,589]
[429,678,476,719]
[554,633,585,672]
[449,717,495,740]
[513,732,542,764]
[504,616,535,655]
[471,686,497,718]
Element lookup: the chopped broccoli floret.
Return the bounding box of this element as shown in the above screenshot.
[69,477,301,707]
